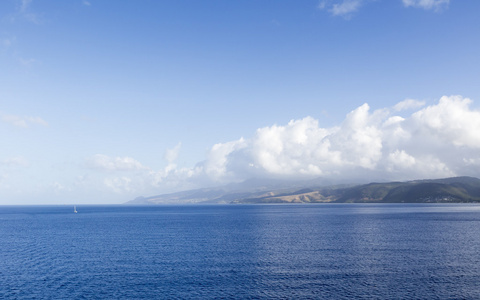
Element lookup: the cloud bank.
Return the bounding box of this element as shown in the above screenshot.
[195,95,477,184]
[90,95,480,195]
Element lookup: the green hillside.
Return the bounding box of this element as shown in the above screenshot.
[126,176,480,204]
[233,177,480,204]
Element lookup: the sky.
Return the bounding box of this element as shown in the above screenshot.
[1,0,480,204]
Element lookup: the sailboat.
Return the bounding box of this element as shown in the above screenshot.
[74,205,78,213]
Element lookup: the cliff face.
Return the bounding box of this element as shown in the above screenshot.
[126,176,480,205]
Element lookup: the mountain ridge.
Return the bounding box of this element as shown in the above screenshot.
[125,176,480,205]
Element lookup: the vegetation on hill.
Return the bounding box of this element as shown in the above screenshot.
[126,176,480,204]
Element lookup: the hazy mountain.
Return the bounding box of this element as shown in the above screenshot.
[126,177,339,205]
[125,176,480,204]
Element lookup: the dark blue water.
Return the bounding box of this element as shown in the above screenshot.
[1,204,480,299]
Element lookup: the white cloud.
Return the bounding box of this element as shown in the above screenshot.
[83,152,201,195]
[394,98,426,111]
[319,0,365,17]
[402,0,450,11]
[104,177,133,193]
[186,95,480,184]
[387,149,416,170]
[82,1,91,6]
[320,0,450,17]
[410,95,480,148]
[1,113,48,128]
[78,95,480,197]
[200,138,248,181]
[86,154,148,172]
[331,0,363,17]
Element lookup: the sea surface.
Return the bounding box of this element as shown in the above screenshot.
[1,204,480,299]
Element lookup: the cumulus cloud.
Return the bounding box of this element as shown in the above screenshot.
[82,95,480,196]
[187,95,480,184]
[201,138,248,181]
[410,96,480,148]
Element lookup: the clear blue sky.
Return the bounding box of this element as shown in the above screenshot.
[1,0,480,204]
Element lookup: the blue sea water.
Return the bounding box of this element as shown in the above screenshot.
[1,204,480,299]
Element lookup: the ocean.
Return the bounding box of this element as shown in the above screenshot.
[1,204,480,299]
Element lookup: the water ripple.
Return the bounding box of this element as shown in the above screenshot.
[1,204,480,299]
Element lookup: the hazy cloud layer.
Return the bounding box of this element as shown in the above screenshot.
[164,143,182,164]
[1,113,48,128]
[319,0,365,17]
[86,154,148,172]
[6,0,42,24]
[402,0,450,11]
[2,38,13,48]
[319,0,450,17]
[1,156,29,167]
[331,0,363,17]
